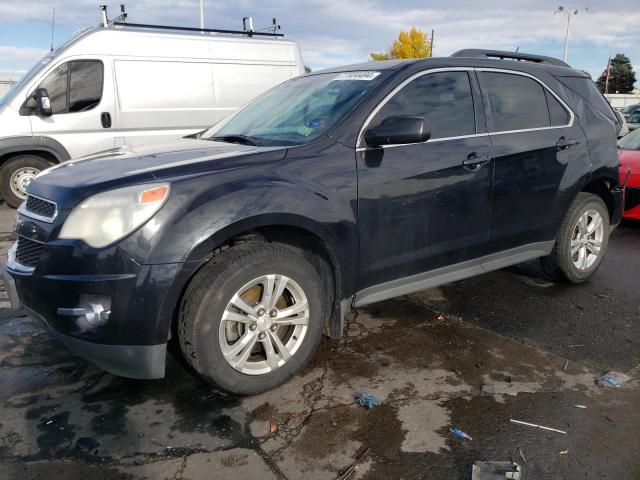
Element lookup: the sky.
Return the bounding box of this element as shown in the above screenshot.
[1,0,639,88]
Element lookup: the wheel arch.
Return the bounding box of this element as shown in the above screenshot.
[162,215,354,346]
[0,136,70,166]
[580,174,618,222]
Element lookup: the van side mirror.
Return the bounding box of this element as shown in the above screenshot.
[28,88,52,117]
[364,115,431,148]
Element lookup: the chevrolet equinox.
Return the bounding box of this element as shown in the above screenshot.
[4,49,624,394]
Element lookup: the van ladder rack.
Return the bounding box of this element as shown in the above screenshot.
[112,21,284,37]
[450,49,569,68]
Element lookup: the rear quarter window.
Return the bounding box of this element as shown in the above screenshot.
[556,76,618,122]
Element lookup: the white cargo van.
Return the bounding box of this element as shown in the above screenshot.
[0,13,304,207]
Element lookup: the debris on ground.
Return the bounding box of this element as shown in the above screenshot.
[510,419,566,434]
[517,447,526,464]
[481,378,513,395]
[471,461,521,480]
[559,449,569,456]
[269,422,279,434]
[354,392,380,409]
[574,404,587,409]
[336,448,370,480]
[596,371,631,389]
[449,427,473,441]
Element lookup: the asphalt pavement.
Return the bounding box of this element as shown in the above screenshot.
[0,203,638,480]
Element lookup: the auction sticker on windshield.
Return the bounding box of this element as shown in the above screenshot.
[335,71,381,81]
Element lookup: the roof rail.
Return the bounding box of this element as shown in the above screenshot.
[111,21,284,38]
[450,49,569,68]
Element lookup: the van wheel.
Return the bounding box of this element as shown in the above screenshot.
[541,192,610,283]
[178,243,327,395]
[1,155,53,208]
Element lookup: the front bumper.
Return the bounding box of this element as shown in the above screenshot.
[3,241,199,380]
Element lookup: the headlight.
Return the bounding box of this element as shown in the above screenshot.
[59,183,170,248]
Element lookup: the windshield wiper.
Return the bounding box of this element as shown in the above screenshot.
[209,134,261,146]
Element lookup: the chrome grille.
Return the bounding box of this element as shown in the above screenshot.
[15,237,44,269]
[25,195,57,220]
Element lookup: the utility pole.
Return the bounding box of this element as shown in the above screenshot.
[199,0,204,29]
[50,8,55,51]
[430,29,434,57]
[554,6,589,62]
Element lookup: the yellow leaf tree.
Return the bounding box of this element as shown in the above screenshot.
[370,27,432,61]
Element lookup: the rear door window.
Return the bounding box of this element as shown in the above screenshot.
[372,71,476,139]
[480,72,560,132]
[546,90,570,126]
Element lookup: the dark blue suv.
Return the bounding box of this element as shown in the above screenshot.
[4,50,624,394]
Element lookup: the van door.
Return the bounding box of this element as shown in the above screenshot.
[29,59,115,159]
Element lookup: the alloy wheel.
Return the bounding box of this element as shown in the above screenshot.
[570,209,604,271]
[218,274,309,375]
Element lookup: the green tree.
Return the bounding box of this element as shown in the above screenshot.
[370,27,432,61]
[596,53,636,94]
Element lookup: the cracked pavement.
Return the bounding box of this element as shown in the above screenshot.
[0,204,639,479]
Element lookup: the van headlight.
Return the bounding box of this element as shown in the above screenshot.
[59,183,170,248]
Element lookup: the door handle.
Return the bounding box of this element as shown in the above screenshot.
[101,112,112,129]
[462,153,490,171]
[556,136,577,150]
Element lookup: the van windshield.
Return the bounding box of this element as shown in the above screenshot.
[0,55,54,107]
[204,71,387,146]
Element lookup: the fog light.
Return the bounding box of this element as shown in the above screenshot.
[57,295,111,331]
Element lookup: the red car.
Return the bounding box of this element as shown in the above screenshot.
[619,128,640,220]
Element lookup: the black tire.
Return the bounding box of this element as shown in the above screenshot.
[178,242,328,395]
[1,155,53,208]
[541,192,610,283]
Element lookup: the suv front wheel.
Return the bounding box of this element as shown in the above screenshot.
[178,243,327,395]
[541,192,610,283]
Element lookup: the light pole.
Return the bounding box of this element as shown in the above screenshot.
[554,6,589,62]
[199,0,204,29]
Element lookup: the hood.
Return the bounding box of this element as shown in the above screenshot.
[28,138,287,207]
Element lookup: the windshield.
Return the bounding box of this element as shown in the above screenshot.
[0,55,54,107]
[618,128,640,150]
[204,71,387,146]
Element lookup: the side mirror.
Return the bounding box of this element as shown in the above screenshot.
[29,88,52,117]
[364,115,431,148]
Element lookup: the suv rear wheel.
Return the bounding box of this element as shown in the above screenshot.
[178,243,327,395]
[1,155,53,208]
[541,192,610,283]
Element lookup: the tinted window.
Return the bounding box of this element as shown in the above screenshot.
[557,76,618,122]
[39,63,68,114]
[69,61,103,112]
[629,112,640,124]
[482,72,552,132]
[372,71,475,139]
[546,90,570,126]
